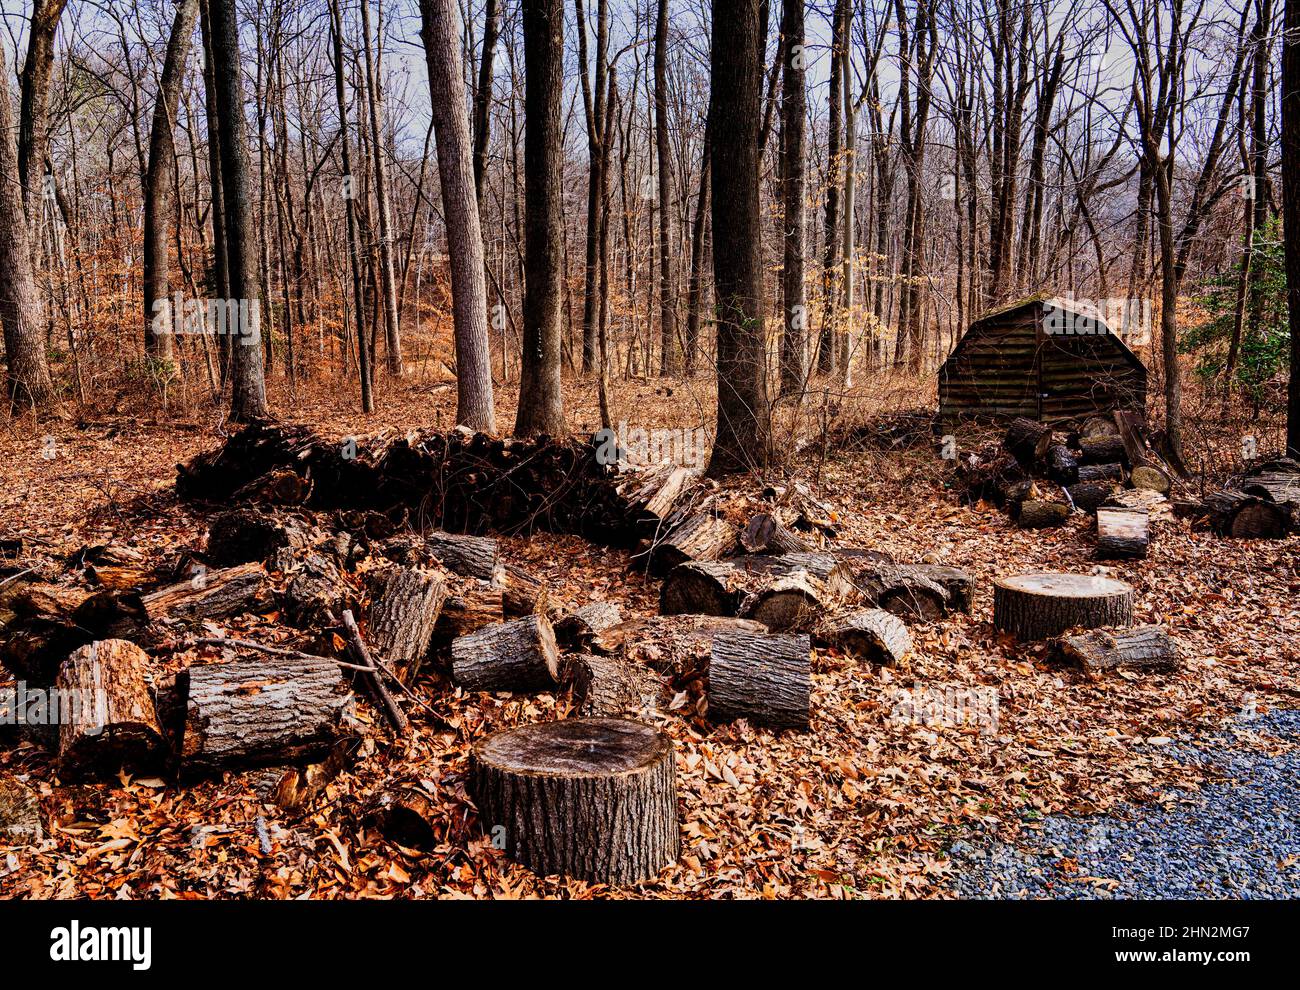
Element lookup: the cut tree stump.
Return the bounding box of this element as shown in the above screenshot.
[1017,500,1070,529]
[1078,435,1128,466]
[554,601,623,650]
[818,609,912,666]
[142,563,270,622]
[646,512,739,576]
[56,639,165,779]
[1003,417,1053,467]
[739,512,814,554]
[1045,444,1079,485]
[1130,464,1171,494]
[367,566,447,678]
[471,718,679,884]
[450,614,560,692]
[993,572,1134,641]
[1066,480,1118,514]
[659,553,854,617]
[564,653,661,717]
[1096,508,1150,560]
[707,631,811,730]
[182,654,356,775]
[1053,625,1179,674]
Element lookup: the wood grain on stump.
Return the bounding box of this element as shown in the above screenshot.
[707,631,811,730]
[993,572,1133,641]
[471,718,679,885]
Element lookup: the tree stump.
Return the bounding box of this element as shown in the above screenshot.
[1017,500,1070,529]
[1053,625,1178,674]
[707,631,810,730]
[56,639,165,779]
[182,654,356,775]
[1003,417,1053,467]
[564,653,661,717]
[554,601,623,649]
[1096,508,1150,559]
[367,566,447,678]
[646,511,739,576]
[818,609,912,666]
[450,614,560,692]
[739,512,814,554]
[471,718,679,884]
[993,572,1134,641]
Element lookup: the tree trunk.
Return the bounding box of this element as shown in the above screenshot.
[17,0,68,224]
[56,640,166,779]
[655,0,680,376]
[779,0,807,395]
[419,0,496,431]
[818,0,845,376]
[1286,0,1300,457]
[993,572,1134,641]
[707,0,768,476]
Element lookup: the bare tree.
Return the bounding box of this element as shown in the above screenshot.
[1286,0,1300,455]
[17,0,68,227]
[655,0,680,375]
[778,0,807,396]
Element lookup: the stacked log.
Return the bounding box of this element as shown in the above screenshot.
[659,552,855,618]
[1003,417,1054,467]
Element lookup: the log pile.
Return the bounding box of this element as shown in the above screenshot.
[1173,458,1299,539]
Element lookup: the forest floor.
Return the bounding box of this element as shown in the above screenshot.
[1,371,1297,899]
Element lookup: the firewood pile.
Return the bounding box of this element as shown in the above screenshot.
[1172,457,1300,540]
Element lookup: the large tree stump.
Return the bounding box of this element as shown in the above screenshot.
[367,566,447,678]
[1053,625,1179,674]
[564,654,661,717]
[818,609,912,666]
[471,718,679,884]
[450,614,560,692]
[659,552,854,617]
[993,572,1134,641]
[56,639,165,779]
[554,601,623,650]
[1096,508,1150,559]
[646,511,739,576]
[182,654,356,775]
[1017,500,1070,529]
[1003,417,1053,467]
[707,631,810,730]
[739,512,814,554]
[142,563,270,622]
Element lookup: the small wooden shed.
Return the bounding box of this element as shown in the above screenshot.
[938,295,1147,425]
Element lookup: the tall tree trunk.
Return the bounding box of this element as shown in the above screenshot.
[818,0,846,375]
[419,0,496,432]
[210,0,269,421]
[575,0,608,376]
[472,0,500,208]
[684,109,711,377]
[1284,0,1300,456]
[144,0,202,365]
[17,0,68,226]
[838,18,856,386]
[199,0,232,385]
[655,0,680,375]
[514,0,568,437]
[707,0,768,477]
[0,40,57,411]
[778,0,807,395]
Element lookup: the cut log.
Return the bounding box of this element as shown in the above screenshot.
[1130,464,1171,494]
[739,512,814,554]
[554,601,623,650]
[849,563,955,621]
[433,584,506,641]
[1078,435,1128,466]
[1003,417,1053,467]
[621,463,701,529]
[1066,479,1119,513]
[707,631,811,731]
[182,654,356,775]
[471,717,679,884]
[1045,444,1079,485]
[1241,457,1300,510]
[818,609,912,666]
[1017,500,1070,529]
[1205,491,1291,539]
[424,531,504,582]
[501,562,547,618]
[366,566,447,678]
[206,508,306,567]
[450,614,560,692]
[564,653,661,718]
[55,639,165,779]
[1081,415,1120,439]
[283,553,350,628]
[142,563,270,623]
[993,572,1134,641]
[740,570,835,632]
[659,552,855,617]
[0,776,42,843]
[1077,463,1125,484]
[1096,508,1150,560]
[1053,624,1179,674]
[645,511,739,576]
[367,783,443,850]
[591,614,768,675]
[957,449,1034,508]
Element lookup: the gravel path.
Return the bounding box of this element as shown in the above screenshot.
[945,708,1300,899]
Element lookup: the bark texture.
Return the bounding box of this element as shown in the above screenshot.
[56,639,166,779]
[1054,624,1179,674]
[993,572,1134,641]
[450,614,559,692]
[707,630,810,730]
[818,609,913,666]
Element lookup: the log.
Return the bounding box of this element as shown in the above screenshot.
[142,563,270,623]
[0,775,42,843]
[1003,417,1053,467]
[590,614,768,675]
[55,639,166,779]
[206,508,304,566]
[1017,499,1070,529]
[366,783,443,850]
[424,531,504,582]
[450,614,560,692]
[1066,480,1118,514]
[1096,508,1149,560]
[707,631,811,731]
[1241,457,1300,510]
[645,511,739,576]
[621,463,700,529]
[340,609,409,735]
[1205,490,1291,538]
[739,512,814,554]
[501,562,547,618]
[850,563,953,621]
[1081,415,1120,439]
[818,609,912,666]
[1077,463,1125,484]
[231,467,313,506]
[366,566,447,678]
[554,601,623,650]
[182,654,356,775]
[659,552,855,617]
[993,572,1134,641]
[1053,625,1179,674]
[565,653,661,718]
[471,718,679,884]
[433,584,506,641]
[740,570,836,632]
[1078,435,1128,466]
[1045,444,1079,485]
[250,741,354,812]
[283,553,350,628]
[1130,464,1171,494]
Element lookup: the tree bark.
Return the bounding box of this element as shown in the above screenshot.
[779,0,807,395]
[450,613,559,692]
[707,630,810,730]
[1286,0,1300,456]
[655,0,680,376]
[56,639,166,779]
[17,0,68,225]
[993,572,1134,641]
